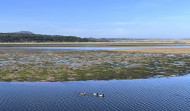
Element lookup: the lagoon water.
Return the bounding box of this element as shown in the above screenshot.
[0,75,190,111]
[0,45,190,50]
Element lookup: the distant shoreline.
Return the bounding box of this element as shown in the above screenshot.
[108,47,190,54]
[0,41,190,48]
[0,40,190,44]
[0,41,190,45]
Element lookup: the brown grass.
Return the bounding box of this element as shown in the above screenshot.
[108,48,190,54]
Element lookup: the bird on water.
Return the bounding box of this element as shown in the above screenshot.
[80,93,86,95]
[98,94,104,97]
[93,93,98,96]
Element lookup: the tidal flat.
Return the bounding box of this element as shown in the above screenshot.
[0,48,190,81]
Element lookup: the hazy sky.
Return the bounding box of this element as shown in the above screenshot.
[1,0,190,38]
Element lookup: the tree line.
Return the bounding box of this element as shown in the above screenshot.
[0,33,98,42]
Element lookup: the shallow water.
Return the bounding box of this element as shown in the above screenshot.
[0,45,190,50]
[0,75,190,111]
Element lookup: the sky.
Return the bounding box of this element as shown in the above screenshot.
[0,0,190,38]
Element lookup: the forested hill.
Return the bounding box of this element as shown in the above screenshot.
[0,33,99,42]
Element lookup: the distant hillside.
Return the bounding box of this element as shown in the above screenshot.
[14,31,34,34]
[97,38,146,42]
[0,32,99,42]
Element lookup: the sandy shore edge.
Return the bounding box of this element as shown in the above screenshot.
[107,48,190,54]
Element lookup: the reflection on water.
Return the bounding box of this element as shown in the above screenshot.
[0,75,190,111]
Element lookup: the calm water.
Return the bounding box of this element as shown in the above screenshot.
[0,46,190,50]
[0,75,190,111]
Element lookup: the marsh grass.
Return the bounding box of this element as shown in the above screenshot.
[0,49,190,81]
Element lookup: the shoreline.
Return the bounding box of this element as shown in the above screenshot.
[107,48,190,54]
[0,41,190,45]
[0,42,190,48]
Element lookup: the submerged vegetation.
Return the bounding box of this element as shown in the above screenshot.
[0,49,190,81]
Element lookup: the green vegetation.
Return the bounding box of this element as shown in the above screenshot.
[0,33,98,42]
[0,49,190,81]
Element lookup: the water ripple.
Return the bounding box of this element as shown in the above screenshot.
[0,75,190,110]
